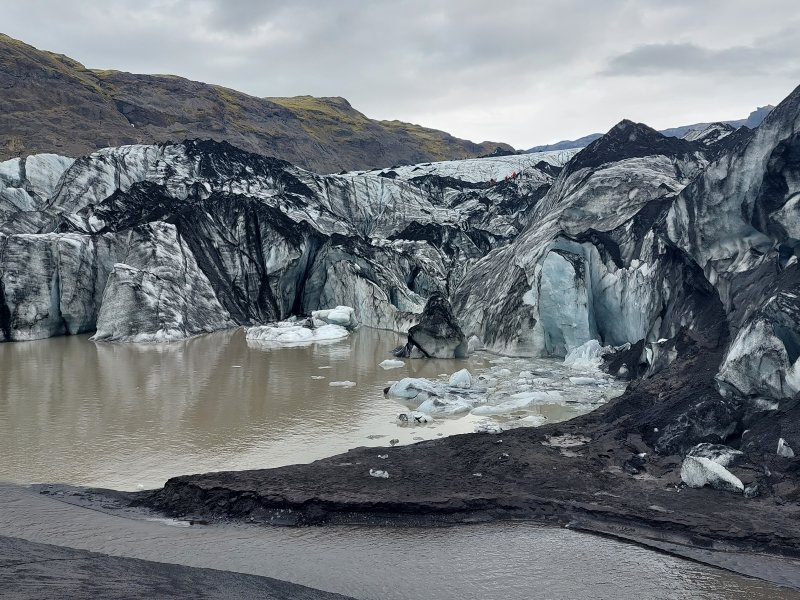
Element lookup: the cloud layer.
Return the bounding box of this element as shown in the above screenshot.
[4,0,800,147]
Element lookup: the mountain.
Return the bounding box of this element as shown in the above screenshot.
[527,105,774,153]
[0,33,512,173]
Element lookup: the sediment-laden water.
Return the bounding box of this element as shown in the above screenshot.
[0,327,622,490]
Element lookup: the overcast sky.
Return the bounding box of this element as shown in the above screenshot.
[4,0,800,148]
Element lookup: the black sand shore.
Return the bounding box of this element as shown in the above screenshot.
[0,534,354,600]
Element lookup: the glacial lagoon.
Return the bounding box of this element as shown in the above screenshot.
[1,328,797,600]
[0,327,625,490]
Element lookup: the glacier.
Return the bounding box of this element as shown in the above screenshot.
[2,83,800,463]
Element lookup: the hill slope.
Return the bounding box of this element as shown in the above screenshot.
[0,33,511,172]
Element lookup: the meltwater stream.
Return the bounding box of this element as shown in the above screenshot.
[1,329,797,599]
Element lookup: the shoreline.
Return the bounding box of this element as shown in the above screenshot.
[19,478,800,594]
[0,532,355,600]
[127,336,800,590]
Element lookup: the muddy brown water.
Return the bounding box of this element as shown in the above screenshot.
[0,328,614,490]
[1,329,797,599]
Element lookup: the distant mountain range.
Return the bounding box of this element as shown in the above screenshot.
[0,33,511,173]
[526,106,774,153]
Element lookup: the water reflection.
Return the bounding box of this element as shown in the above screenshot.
[1,329,486,489]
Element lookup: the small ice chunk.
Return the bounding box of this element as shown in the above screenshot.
[397,411,434,425]
[369,469,389,478]
[680,456,743,493]
[417,395,473,416]
[470,396,535,415]
[311,375,326,380]
[448,368,473,389]
[312,305,358,329]
[778,438,795,458]
[474,422,503,434]
[377,454,388,459]
[387,378,444,400]
[379,359,405,369]
[564,339,609,370]
[313,324,352,340]
[329,381,356,388]
[568,376,598,386]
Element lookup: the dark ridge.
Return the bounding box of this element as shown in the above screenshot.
[479,146,517,158]
[707,125,754,158]
[175,193,322,324]
[534,160,563,178]
[750,84,800,136]
[752,131,800,242]
[389,221,445,246]
[0,277,11,341]
[73,181,185,233]
[408,174,488,191]
[570,228,623,269]
[563,120,700,176]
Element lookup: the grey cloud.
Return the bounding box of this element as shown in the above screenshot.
[604,32,800,77]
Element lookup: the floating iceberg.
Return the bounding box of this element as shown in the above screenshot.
[397,411,434,425]
[416,395,474,416]
[312,306,358,330]
[379,359,405,370]
[448,368,473,389]
[246,322,349,347]
[329,381,357,388]
[387,378,446,400]
[564,339,609,371]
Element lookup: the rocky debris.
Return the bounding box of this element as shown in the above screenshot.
[395,293,468,358]
[681,456,744,494]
